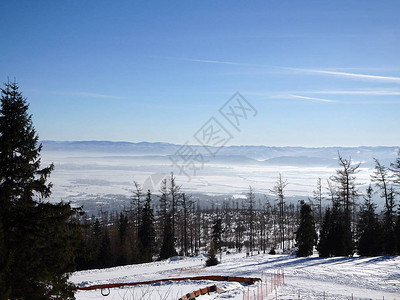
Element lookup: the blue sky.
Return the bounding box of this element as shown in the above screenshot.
[1,1,399,146]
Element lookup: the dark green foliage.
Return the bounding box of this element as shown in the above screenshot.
[317,208,332,257]
[382,187,396,255]
[116,212,130,265]
[357,185,382,256]
[395,210,400,254]
[206,241,218,267]
[330,153,359,256]
[211,218,223,253]
[139,190,156,262]
[0,218,11,298]
[98,230,112,268]
[317,202,348,257]
[159,214,177,260]
[295,201,317,257]
[0,81,81,299]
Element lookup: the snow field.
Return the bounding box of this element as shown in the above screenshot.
[71,253,400,300]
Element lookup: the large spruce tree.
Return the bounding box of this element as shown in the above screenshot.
[139,190,156,262]
[357,185,382,256]
[158,213,177,260]
[0,81,81,299]
[330,153,360,256]
[296,201,317,257]
[317,207,332,257]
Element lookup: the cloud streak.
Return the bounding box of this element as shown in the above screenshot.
[289,94,339,103]
[302,89,400,96]
[279,67,400,83]
[182,58,242,65]
[167,56,400,83]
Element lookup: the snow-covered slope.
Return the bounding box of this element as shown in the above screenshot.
[71,253,400,299]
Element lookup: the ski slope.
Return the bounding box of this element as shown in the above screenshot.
[71,253,400,299]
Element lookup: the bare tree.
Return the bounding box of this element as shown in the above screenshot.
[169,172,181,238]
[247,186,255,255]
[326,179,337,205]
[312,178,323,227]
[132,180,143,238]
[269,173,288,251]
[390,150,400,186]
[371,158,393,208]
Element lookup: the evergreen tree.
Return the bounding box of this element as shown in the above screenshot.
[159,214,177,260]
[139,190,156,262]
[329,201,347,256]
[211,218,223,253]
[382,186,396,255]
[317,208,332,257]
[330,153,360,256]
[357,185,381,256]
[317,201,346,257]
[116,212,129,265]
[0,81,81,299]
[395,209,400,255]
[97,230,112,268]
[205,240,218,266]
[296,201,317,257]
[0,217,11,298]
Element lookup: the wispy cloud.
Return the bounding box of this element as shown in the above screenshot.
[162,56,400,83]
[182,58,242,65]
[301,89,400,96]
[283,67,400,83]
[289,94,339,103]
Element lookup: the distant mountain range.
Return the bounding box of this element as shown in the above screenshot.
[41,140,399,168]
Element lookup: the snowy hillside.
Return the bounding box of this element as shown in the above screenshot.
[71,253,400,299]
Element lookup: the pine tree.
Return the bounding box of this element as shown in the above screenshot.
[382,186,396,255]
[97,230,112,268]
[139,190,156,262]
[317,208,332,257]
[211,218,223,253]
[357,185,382,256]
[0,217,11,298]
[0,81,81,299]
[395,209,400,255]
[317,201,347,257]
[296,201,317,257]
[206,240,219,267]
[116,212,129,265]
[330,153,360,256]
[159,214,177,260]
[329,201,347,256]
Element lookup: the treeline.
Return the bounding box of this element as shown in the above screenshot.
[75,174,301,270]
[75,150,400,271]
[317,155,400,257]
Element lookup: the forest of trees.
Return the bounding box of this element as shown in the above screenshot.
[74,150,400,270]
[1,82,400,299]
